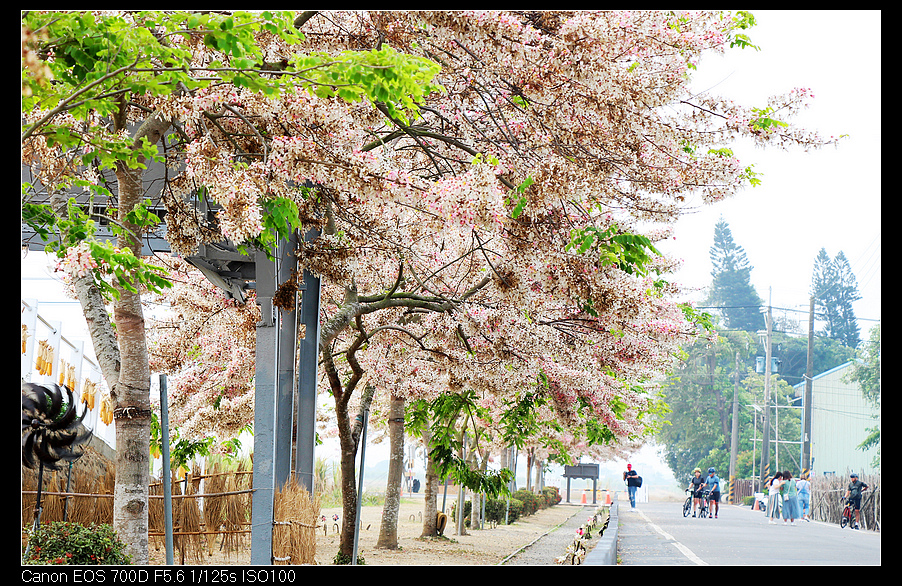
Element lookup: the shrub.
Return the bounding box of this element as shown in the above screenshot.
[24,522,132,565]
[535,492,549,509]
[543,486,562,506]
[512,489,539,515]
[485,497,522,525]
[449,499,473,527]
[506,498,523,523]
[332,551,366,565]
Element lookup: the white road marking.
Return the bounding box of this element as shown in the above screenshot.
[637,509,708,565]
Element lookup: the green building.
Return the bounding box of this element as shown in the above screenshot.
[795,361,880,477]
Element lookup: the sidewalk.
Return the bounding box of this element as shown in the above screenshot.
[501,504,596,565]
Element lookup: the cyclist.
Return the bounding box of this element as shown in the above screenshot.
[686,468,706,517]
[843,472,869,529]
[704,467,721,519]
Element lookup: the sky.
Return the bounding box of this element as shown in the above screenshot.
[657,10,881,338]
[21,10,881,487]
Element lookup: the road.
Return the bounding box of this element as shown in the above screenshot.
[616,500,880,565]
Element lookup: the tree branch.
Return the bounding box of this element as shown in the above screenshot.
[22,57,140,142]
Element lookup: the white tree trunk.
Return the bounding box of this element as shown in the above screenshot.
[376,395,404,549]
[109,111,170,565]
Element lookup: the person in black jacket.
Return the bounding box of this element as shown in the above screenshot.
[623,463,640,510]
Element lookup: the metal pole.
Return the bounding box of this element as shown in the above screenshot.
[456,434,466,536]
[251,247,278,565]
[295,231,322,494]
[34,462,45,530]
[275,234,297,490]
[504,446,513,524]
[23,460,46,558]
[751,405,758,492]
[63,462,73,521]
[758,290,773,487]
[802,296,815,477]
[351,406,369,566]
[160,374,174,566]
[729,350,740,503]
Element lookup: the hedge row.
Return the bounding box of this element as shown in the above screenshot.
[454,486,563,526]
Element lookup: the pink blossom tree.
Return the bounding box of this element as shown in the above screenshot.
[24,10,840,562]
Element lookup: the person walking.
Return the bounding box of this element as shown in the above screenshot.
[796,475,811,522]
[766,472,784,524]
[623,464,640,510]
[704,467,721,519]
[780,471,801,525]
[687,468,705,517]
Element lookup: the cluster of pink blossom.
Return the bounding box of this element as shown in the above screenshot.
[147,258,259,439]
[53,242,105,296]
[420,163,506,233]
[137,11,836,460]
[182,139,267,244]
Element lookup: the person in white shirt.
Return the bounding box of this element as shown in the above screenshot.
[766,472,784,524]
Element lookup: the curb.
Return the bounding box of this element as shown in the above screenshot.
[497,505,587,565]
[583,499,619,565]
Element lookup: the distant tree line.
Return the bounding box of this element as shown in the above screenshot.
[658,218,870,481]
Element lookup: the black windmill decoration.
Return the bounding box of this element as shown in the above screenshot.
[22,382,93,530]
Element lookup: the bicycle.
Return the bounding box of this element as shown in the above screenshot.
[683,489,693,517]
[840,497,857,529]
[683,489,709,518]
[696,490,711,519]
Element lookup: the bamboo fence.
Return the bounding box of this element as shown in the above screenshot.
[22,458,322,563]
[808,473,880,530]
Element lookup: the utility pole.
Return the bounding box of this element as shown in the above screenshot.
[758,288,773,492]
[729,350,740,502]
[802,296,814,478]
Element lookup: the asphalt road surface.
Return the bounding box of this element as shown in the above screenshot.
[617,500,880,565]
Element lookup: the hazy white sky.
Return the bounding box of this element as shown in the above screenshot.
[658,10,881,337]
[21,10,881,483]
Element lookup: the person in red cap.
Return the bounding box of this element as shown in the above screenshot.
[623,463,640,510]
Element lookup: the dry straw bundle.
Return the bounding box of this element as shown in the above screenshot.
[21,472,37,528]
[175,466,204,564]
[44,474,63,522]
[148,475,167,552]
[94,467,115,524]
[272,478,321,565]
[202,461,226,557]
[220,459,250,555]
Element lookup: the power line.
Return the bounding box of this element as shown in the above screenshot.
[697,305,880,323]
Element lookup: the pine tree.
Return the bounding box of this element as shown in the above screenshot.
[832,252,862,348]
[811,248,861,348]
[706,217,764,332]
[811,248,838,335]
